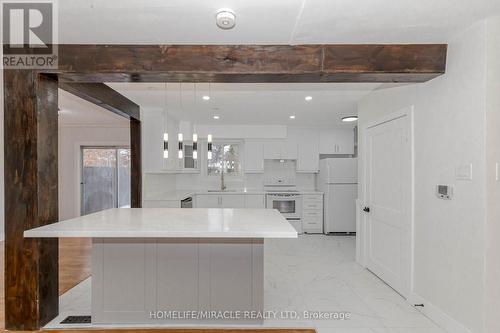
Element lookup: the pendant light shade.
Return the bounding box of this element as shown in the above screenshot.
[192,133,198,160]
[178,133,183,159]
[163,133,169,159]
[207,134,213,160]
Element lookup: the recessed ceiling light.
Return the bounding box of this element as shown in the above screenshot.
[342,116,358,122]
[289,115,296,119]
[305,96,313,101]
[213,115,220,120]
[202,95,210,101]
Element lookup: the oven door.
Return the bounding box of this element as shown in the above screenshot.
[267,195,302,217]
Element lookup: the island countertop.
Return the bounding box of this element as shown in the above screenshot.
[24,208,298,239]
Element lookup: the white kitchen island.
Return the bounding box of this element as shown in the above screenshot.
[24,208,297,326]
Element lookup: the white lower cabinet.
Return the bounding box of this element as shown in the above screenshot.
[302,194,324,234]
[244,194,266,208]
[221,195,245,208]
[195,194,245,208]
[143,200,181,208]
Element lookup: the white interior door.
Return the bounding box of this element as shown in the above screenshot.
[364,113,411,297]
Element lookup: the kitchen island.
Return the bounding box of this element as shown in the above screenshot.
[24,208,297,326]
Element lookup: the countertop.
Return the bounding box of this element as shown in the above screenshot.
[24,208,298,239]
[144,189,324,201]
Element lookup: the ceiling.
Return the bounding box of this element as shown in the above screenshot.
[106,82,382,127]
[58,89,130,126]
[59,0,500,44]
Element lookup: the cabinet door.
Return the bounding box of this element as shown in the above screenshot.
[141,109,165,173]
[221,195,245,208]
[143,200,181,208]
[282,140,298,160]
[319,129,354,154]
[244,141,264,173]
[195,195,220,208]
[263,141,283,159]
[245,195,266,208]
[335,129,355,154]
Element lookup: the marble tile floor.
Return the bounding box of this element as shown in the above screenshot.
[44,235,446,333]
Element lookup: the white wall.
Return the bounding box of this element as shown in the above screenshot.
[483,15,500,333]
[358,21,489,333]
[58,125,130,220]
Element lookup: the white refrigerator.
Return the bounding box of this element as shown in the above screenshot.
[317,158,358,234]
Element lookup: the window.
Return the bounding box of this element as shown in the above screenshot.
[207,142,241,176]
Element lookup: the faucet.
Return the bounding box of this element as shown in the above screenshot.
[220,163,226,191]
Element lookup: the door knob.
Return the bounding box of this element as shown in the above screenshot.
[363,207,370,213]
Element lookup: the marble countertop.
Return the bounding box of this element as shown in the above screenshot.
[145,189,323,201]
[24,208,298,239]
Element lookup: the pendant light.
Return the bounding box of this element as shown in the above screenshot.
[178,133,183,159]
[193,133,198,160]
[192,83,198,160]
[207,134,213,160]
[163,83,168,159]
[178,82,184,159]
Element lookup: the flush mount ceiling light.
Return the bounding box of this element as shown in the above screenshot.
[215,8,236,30]
[289,115,296,119]
[202,95,210,101]
[305,96,313,101]
[213,115,220,120]
[342,116,358,122]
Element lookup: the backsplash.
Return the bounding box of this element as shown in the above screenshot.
[143,165,316,198]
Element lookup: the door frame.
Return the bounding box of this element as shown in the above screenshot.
[74,142,130,218]
[358,105,414,298]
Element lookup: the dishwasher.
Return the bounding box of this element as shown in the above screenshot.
[181,197,193,208]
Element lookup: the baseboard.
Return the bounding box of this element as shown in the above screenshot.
[408,292,473,333]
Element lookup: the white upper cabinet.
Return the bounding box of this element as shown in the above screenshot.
[244,141,264,173]
[289,128,320,173]
[319,129,354,155]
[263,140,298,160]
[142,109,165,173]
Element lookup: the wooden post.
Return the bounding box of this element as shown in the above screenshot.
[4,71,59,330]
[130,118,142,208]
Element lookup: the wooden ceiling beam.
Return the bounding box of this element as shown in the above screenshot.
[59,82,140,120]
[51,44,447,83]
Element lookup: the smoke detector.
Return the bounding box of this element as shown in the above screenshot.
[215,8,236,30]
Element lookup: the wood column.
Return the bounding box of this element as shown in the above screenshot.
[130,118,142,208]
[4,71,59,330]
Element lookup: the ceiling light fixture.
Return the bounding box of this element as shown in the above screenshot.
[305,96,313,101]
[202,95,210,101]
[289,115,296,119]
[215,8,236,30]
[342,116,358,122]
[213,115,220,120]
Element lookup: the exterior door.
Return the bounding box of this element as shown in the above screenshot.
[364,113,411,297]
[81,147,131,215]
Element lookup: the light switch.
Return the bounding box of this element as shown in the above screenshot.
[456,164,472,181]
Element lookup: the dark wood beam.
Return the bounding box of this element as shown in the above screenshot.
[130,118,142,208]
[58,82,140,120]
[51,44,447,83]
[4,72,59,330]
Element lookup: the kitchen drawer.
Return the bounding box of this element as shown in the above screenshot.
[302,210,322,225]
[303,194,323,203]
[303,201,323,210]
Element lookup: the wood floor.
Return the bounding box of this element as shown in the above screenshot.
[1,239,314,333]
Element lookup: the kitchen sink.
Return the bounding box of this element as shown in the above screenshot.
[207,190,238,192]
